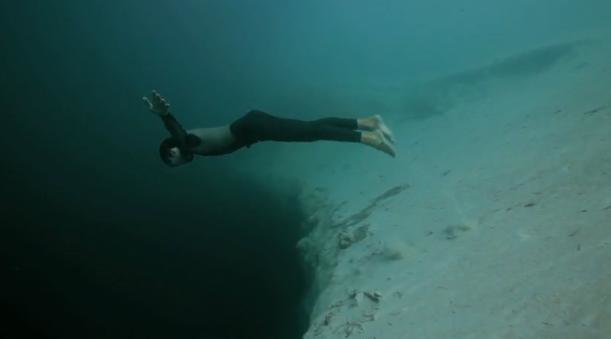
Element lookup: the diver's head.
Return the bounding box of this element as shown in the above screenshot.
[159,137,193,167]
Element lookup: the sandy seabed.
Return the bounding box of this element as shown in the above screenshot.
[291,35,611,339]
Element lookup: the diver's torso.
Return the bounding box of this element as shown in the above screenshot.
[187,125,244,156]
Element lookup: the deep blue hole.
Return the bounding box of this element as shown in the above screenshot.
[1,169,312,339]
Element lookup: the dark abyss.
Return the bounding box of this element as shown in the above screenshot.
[1,170,310,339]
[1,2,311,338]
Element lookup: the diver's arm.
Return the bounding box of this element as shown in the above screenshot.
[143,90,188,146]
[160,113,188,146]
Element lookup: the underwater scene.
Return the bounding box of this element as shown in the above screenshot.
[2,1,611,338]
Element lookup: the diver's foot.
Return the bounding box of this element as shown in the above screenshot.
[358,115,395,143]
[361,130,396,158]
[372,114,395,144]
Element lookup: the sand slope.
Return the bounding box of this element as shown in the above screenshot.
[297,36,611,339]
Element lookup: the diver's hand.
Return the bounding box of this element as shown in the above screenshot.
[142,90,171,116]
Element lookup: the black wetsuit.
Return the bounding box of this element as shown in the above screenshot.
[162,110,362,156]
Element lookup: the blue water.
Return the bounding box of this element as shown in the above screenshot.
[2,1,610,338]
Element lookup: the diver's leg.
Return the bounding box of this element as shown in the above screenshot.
[307,114,396,157]
[305,122,395,157]
[311,117,359,130]
[230,110,395,157]
[231,110,361,143]
[312,114,394,143]
[309,116,379,131]
[313,115,395,143]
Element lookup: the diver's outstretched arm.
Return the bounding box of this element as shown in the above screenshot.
[143,90,188,146]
